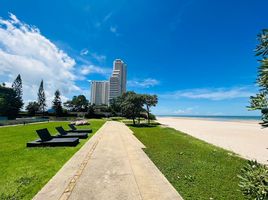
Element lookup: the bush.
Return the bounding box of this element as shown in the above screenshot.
[85,112,106,119]
[148,113,156,120]
[139,113,156,120]
[238,160,268,199]
[110,117,125,121]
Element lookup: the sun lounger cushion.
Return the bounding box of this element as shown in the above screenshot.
[56,127,88,139]
[36,128,53,141]
[68,124,92,133]
[27,137,79,147]
[26,128,79,147]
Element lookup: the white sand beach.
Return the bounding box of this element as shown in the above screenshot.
[157,117,268,164]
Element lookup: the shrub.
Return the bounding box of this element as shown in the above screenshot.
[238,160,268,199]
[110,117,125,121]
[139,113,156,120]
[85,112,106,119]
[148,113,156,120]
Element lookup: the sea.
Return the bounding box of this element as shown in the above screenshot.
[157,115,261,122]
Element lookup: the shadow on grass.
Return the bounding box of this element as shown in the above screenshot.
[126,122,161,128]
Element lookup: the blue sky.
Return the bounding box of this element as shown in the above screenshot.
[0,0,267,116]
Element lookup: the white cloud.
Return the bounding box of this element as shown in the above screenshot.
[128,78,159,88]
[91,53,106,62]
[160,86,256,100]
[173,107,195,115]
[80,48,89,56]
[103,12,113,22]
[80,48,106,62]
[95,12,113,28]
[80,65,111,76]
[110,25,120,36]
[110,26,117,33]
[0,13,81,107]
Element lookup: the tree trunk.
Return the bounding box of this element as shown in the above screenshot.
[132,117,135,125]
[146,105,150,125]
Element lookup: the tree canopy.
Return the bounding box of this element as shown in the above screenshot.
[0,85,23,119]
[143,94,158,125]
[12,74,23,108]
[37,80,46,115]
[249,29,268,125]
[121,92,145,125]
[52,90,63,117]
[64,95,89,112]
[26,101,39,116]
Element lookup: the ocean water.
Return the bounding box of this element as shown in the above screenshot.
[157,115,261,122]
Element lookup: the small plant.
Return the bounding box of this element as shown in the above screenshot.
[238,160,268,200]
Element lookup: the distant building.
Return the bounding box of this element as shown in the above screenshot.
[90,59,127,106]
[109,59,127,102]
[90,81,109,105]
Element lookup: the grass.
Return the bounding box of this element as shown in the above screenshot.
[0,119,105,200]
[128,123,246,200]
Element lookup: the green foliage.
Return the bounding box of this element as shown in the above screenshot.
[249,93,268,110]
[0,85,23,119]
[108,93,158,124]
[238,160,268,200]
[63,95,89,112]
[52,90,63,117]
[87,104,95,115]
[129,124,246,200]
[148,113,156,120]
[37,80,46,114]
[0,119,105,199]
[110,116,125,121]
[257,59,268,89]
[84,104,110,118]
[109,96,123,115]
[12,74,23,108]
[249,29,268,124]
[143,94,158,124]
[121,91,145,124]
[26,101,39,116]
[255,29,268,58]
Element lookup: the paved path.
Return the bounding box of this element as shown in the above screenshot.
[33,121,183,200]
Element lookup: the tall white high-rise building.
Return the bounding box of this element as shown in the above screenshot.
[90,81,109,105]
[109,59,127,102]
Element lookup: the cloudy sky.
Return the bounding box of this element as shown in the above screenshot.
[0,0,267,116]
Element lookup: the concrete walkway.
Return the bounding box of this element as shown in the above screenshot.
[33,121,183,200]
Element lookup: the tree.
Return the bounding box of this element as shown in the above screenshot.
[109,96,123,115]
[52,90,63,117]
[12,74,23,108]
[0,85,23,119]
[143,94,158,125]
[37,80,46,116]
[86,103,96,118]
[248,29,268,125]
[121,92,145,125]
[63,95,89,112]
[26,101,39,116]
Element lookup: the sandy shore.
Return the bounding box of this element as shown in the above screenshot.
[157,117,268,164]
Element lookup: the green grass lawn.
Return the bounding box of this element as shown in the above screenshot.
[0,119,105,200]
[129,123,246,200]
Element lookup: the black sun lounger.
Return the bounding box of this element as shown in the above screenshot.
[27,128,79,147]
[67,124,92,133]
[56,126,88,139]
